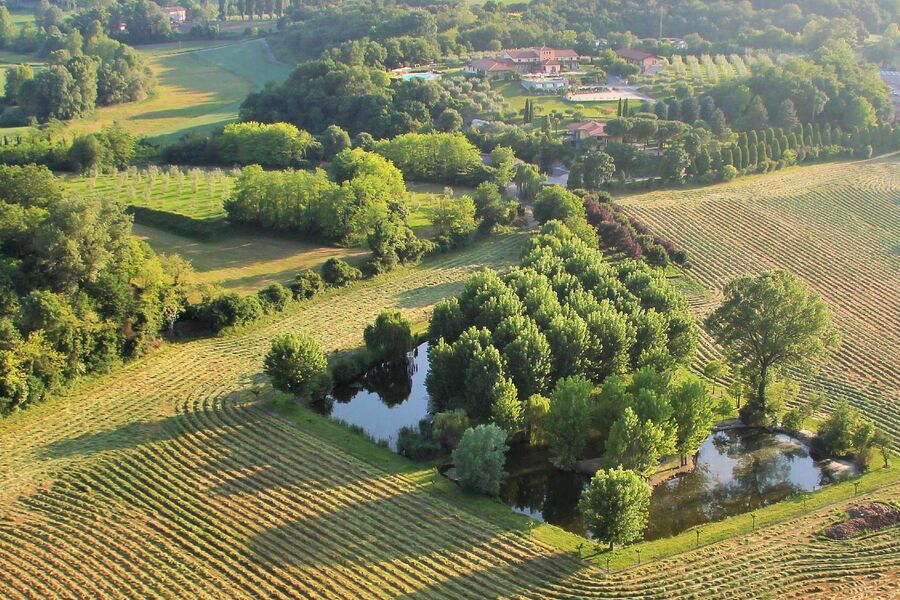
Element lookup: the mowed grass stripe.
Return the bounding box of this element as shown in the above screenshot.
[619,156,900,444]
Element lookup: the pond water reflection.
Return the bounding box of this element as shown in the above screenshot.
[310,344,852,541]
[312,342,430,450]
[501,428,852,540]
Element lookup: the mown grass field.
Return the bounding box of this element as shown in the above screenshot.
[0,38,293,142]
[67,172,475,284]
[1,221,898,598]
[619,155,900,446]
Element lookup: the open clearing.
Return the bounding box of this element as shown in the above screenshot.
[0,38,293,142]
[133,224,369,293]
[619,154,900,445]
[1,226,898,598]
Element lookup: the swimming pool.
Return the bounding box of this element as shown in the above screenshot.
[401,72,441,81]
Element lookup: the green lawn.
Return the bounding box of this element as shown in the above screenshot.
[0,38,293,142]
[493,80,618,122]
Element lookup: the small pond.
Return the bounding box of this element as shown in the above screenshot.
[312,342,430,450]
[501,427,854,540]
[312,345,854,540]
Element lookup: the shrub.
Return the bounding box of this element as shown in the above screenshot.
[363,310,413,365]
[643,244,669,268]
[256,283,291,313]
[321,258,362,286]
[781,408,805,432]
[670,249,688,265]
[263,332,328,398]
[199,292,264,332]
[397,425,441,460]
[433,409,469,451]
[329,351,369,386]
[290,269,324,300]
[452,424,508,496]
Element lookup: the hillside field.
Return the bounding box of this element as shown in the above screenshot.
[619,154,900,445]
[0,38,293,143]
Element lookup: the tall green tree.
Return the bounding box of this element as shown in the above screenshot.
[706,270,839,426]
[546,376,594,467]
[452,424,508,496]
[670,375,715,465]
[579,467,651,551]
[263,332,327,398]
[364,310,413,366]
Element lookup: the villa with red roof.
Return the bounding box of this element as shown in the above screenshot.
[568,121,610,147]
[615,48,661,73]
[465,47,581,78]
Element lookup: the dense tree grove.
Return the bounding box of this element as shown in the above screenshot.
[0,4,154,124]
[0,165,191,413]
[219,122,319,168]
[425,221,698,458]
[374,133,488,185]
[224,149,408,245]
[241,60,502,139]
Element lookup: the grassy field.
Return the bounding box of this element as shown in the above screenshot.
[493,80,618,121]
[0,38,293,142]
[0,224,897,597]
[619,155,900,446]
[133,224,368,294]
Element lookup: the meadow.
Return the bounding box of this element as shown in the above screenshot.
[0,38,293,142]
[619,155,900,446]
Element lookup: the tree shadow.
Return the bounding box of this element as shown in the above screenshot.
[394,280,466,309]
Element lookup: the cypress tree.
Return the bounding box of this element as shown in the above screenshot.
[617,98,622,117]
[722,147,734,168]
[748,130,758,147]
[734,145,744,169]
[757,141,768,163]
[771,138,782,160]
[748,142,757,166]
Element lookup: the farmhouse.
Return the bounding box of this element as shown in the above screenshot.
[568,121,610,147]
[163,6,187,22]
[466,47,581,78]
[615,48,661,73]
[464,58,516,78]
[502,47,581,71]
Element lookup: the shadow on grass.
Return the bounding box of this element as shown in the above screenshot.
[394,280,467,309]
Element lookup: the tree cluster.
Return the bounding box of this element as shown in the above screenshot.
[0,165,191,414]
[425,221,698,447]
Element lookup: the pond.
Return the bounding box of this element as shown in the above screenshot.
[311,345,853,541]
[501,427,854,540]
[312,343,430,450]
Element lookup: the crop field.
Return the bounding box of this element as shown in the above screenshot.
[618,155,900,445]
[69,166,235,221]
[0,222,898,597]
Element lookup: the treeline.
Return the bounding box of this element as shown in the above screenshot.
[0,123,137,173]
[1,3,154,125]
[0,165,191,414]
[162,122,320,168]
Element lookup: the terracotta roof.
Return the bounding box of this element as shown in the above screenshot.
[567,121,608,137]
[548,48,580,59]
[467,58,515,72]
[505,49,540,59]
[615,48,657,61]
[541,59,561,66]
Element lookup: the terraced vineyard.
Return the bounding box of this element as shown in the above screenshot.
[619,155,900,445]
[0,225,898,597]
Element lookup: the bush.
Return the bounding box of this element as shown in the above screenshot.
[321,258,362,286]
[256,283,291,313]
[670,249,688,265]
[781,408,805,432]
[363,310,412,365]
[290,269,324,300]
[199,292,264,332]
[643,244,669,268]
[452,424,508,496]
[397,425,441,460]
[263,332,328,398]
[329,351,369,386]
[433,409,469,451]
